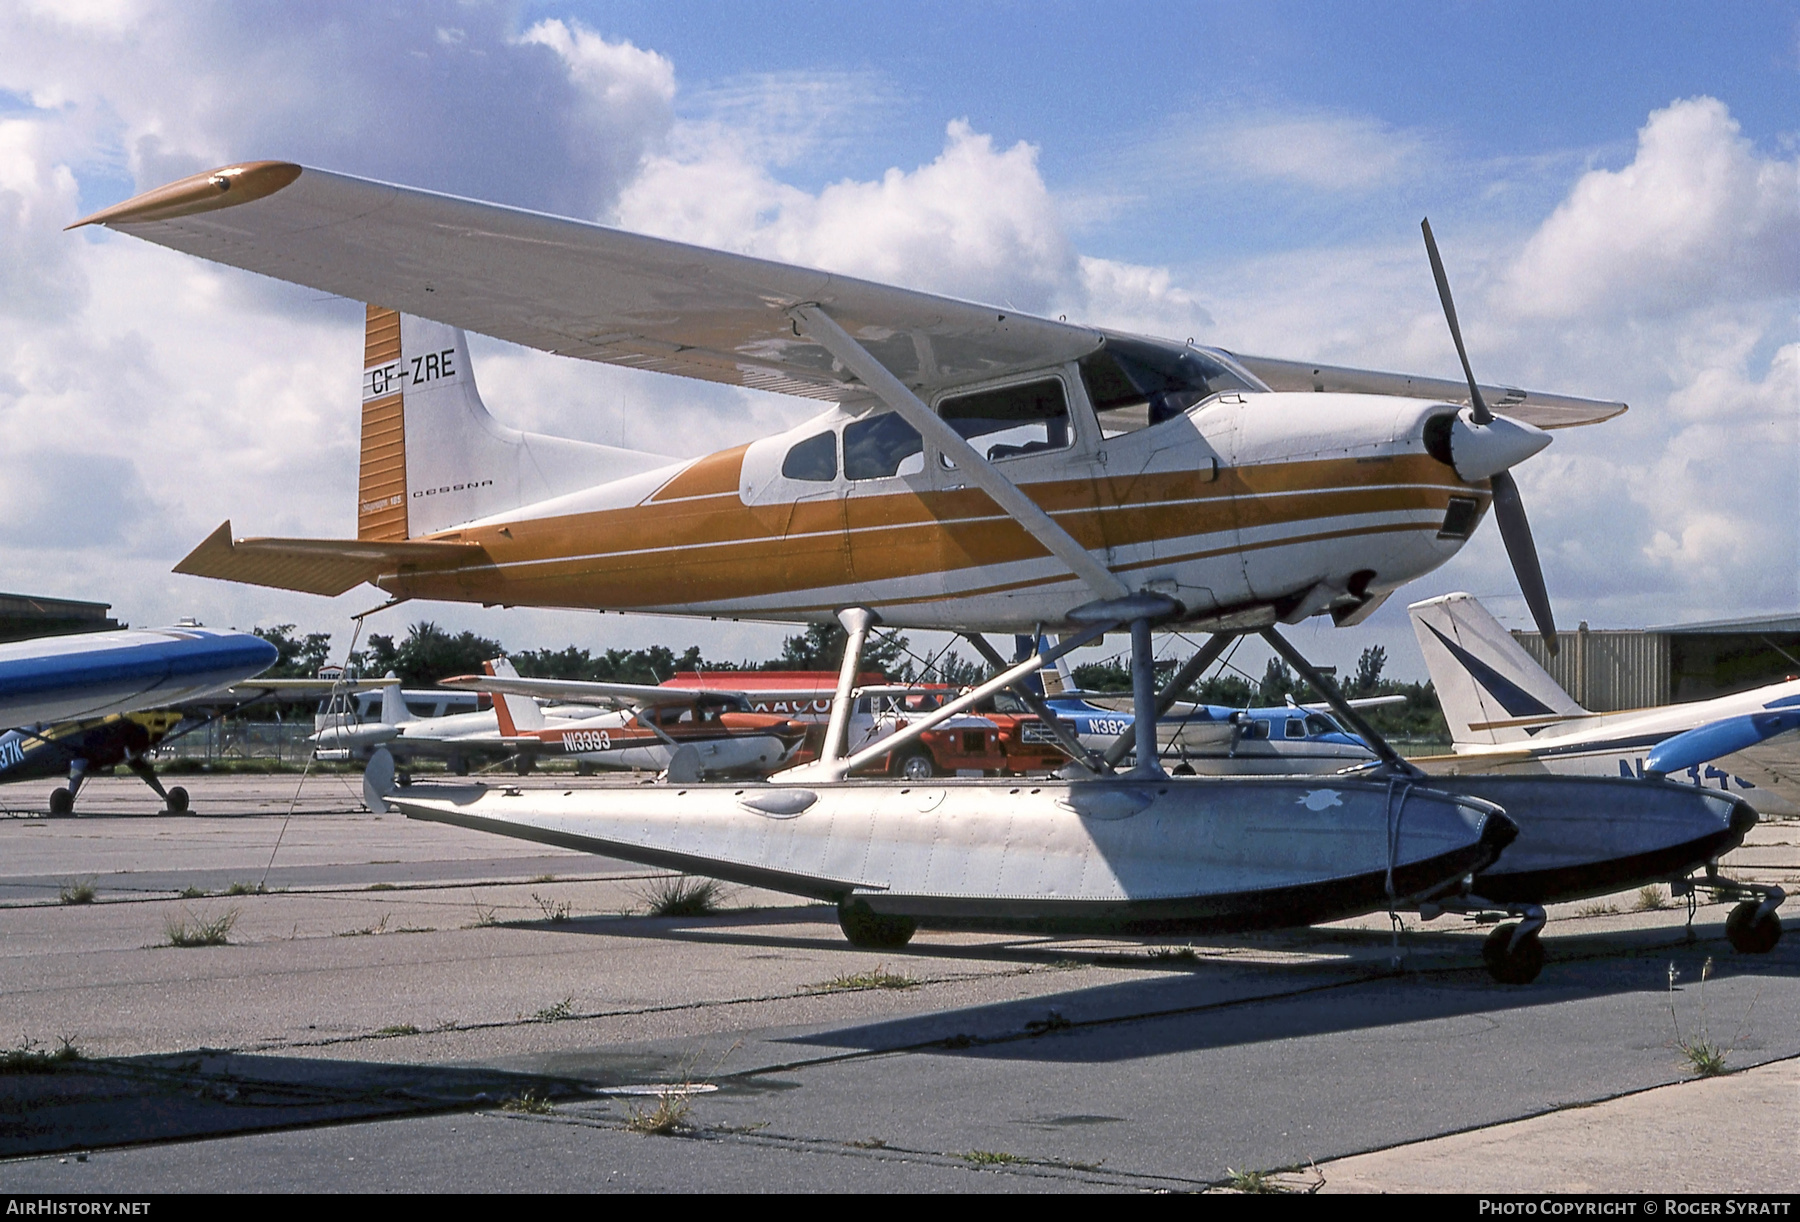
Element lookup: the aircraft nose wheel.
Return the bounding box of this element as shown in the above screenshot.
[47,787,74,817]
[165,786,190,814]
[1725,901,1781,954]
[1482,922,1545,985]
[838,899,917,948]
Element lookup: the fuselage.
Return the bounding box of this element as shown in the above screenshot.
[386,385,1493,632]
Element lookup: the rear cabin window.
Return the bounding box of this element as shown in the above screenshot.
[782,430,838,482]
[1079,338,1257,437]
[843,412,924,480]
[937,378,1071,463]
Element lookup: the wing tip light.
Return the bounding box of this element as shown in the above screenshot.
[67,161,302,230]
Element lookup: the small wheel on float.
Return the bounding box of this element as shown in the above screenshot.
[396,771,413,788]
[1482,922,1545,985]
[892,750,938,781]
[838,898,917,949]
[165,786,190,814]
[1725,900,1781,954]
[47,787,74,817]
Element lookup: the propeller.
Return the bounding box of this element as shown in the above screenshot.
[1422,218,1559,655]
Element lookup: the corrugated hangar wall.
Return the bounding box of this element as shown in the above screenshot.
[1514,628,1671,712]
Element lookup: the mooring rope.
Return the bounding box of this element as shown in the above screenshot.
[260,615,365,888]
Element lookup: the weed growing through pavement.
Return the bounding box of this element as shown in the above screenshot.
[225,881,267,897]
[58,878,96,905]
[530,874,558,884]
[164,908,238,947]
[375,1024,420,1037]
[532,892,571,923]
[178,886,206,899]
[468,903,499,928]
[1667,957,1758,1077]
[809,964,918,993]
[1224,1168,1282,1193]
[501,1090,555,1115]
[958,1150,1025,1166]
[339,914,392,938]
[366,883,397,892]
[1636,885,1671,911]
[533,997,575,1023]
[636,875,726,918]
[1575,901,1619,918]
[1148,945,1198,963]
[0,1037,81,1073]
[625,1089,693,1135]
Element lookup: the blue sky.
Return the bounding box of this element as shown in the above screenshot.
[0,2,1793,680]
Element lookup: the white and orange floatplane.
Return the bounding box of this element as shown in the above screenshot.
[72,161,1765,981]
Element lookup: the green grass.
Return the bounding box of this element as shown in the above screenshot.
[1575,901,1620,918]
[178,885,206,899]
[1636,885,1671,911]
[375,1024,420,1038]
[164,908,238,947]
[467,904,500,928]
[58,878,96,905]
[339,914,392,937]
[366,883,398,892]
[532,892,571,923]
[225,881,268,897]
[809,964,918,993]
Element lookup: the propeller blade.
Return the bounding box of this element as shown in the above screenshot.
[1421,218,1491,424]
[1490,469,1558,655]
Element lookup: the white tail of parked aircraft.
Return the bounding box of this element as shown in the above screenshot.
[356,306,668,541]
[1409,593,1587,746]
[1409,592,1800,814]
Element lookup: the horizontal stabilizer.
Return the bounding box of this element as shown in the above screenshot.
[175,521,484,597]
[1646,711,1800,778]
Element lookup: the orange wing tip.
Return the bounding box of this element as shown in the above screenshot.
[66,161,301,230]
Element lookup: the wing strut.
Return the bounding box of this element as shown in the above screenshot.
[790,305,1129,604]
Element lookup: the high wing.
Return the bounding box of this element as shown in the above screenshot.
[71,162,1102,402]
[74,161,1626,421]
[439,674,750,708]
[1228,354,1626,431]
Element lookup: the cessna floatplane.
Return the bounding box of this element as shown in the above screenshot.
[70,162,1774,981]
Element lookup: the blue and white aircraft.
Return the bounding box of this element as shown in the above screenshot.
[0,626,280,813]
[1041,693,1387,775]
[1409,593,1800,812]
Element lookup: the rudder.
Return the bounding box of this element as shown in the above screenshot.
[1409,592,1586,746]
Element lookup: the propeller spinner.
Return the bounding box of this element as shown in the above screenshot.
[1422,218,1559,655]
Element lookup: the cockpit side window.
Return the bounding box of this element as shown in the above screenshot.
[937,378,1071,463]
[1304,713,1341,737]
[781,430,838,482]
[1079,338,1258,438]
[843,412,924,480]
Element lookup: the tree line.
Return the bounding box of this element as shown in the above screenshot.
[252,623,1445,741]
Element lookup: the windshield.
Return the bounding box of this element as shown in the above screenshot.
[1080,337,1260,437]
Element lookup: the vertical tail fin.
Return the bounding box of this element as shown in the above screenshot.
[1409,593,1586,746]
[357,305,669,540]
[485,657,545,735]
[378,673,413,726]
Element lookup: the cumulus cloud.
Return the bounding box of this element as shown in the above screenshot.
[1499,97,1800,318]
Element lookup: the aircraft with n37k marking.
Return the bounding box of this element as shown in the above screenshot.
[70,158,1690,967]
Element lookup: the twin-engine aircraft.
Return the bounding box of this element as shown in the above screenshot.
[78,160,1771,982]
[1411,593,1800,809]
